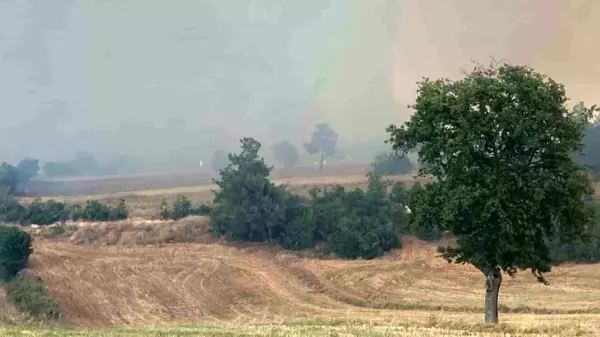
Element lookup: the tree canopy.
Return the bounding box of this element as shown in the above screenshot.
[271,141,298,169]
[387,63,596,324]
[304,123,338,170]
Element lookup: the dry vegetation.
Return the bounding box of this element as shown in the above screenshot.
[0,234,594,335]
[2,171,599,336]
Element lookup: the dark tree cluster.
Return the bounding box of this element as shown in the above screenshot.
[208,138,407,259]
[0,158,40,195]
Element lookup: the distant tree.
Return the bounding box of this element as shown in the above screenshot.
[304,123,338,170]
[42,161,75,178]
[0,163,19,194]
[271,141,298,169]
[15,158,39,185]
[387,63,596,324]
[211,149,230,172]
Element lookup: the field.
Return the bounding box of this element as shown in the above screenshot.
[3,168,600,336]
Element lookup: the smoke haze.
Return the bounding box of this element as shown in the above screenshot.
[0,0,598,171]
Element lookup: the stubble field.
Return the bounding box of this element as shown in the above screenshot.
[3,167,600,336]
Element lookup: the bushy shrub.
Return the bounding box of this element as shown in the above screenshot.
[0,189,26,223]
[372,152,413,175]
[327,214,399,259]
[280,209,316,250]
[0,225,32,281]
[22,199,69,225]
[210,138,304,243]
[308,172,402,258]
[5,275,62,319]
[160,196,213,220]
[78,199,128,222]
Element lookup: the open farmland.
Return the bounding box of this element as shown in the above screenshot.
[2,171,600,336]
[1,235,599,336]
[25,164,372,197]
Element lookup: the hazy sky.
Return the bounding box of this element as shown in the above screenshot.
[0,0,598,166]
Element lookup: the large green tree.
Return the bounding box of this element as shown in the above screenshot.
[387,63,596,324]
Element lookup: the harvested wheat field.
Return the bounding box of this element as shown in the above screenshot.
[5,224,598,336]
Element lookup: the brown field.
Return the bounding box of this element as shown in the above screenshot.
[2,171,600,336]
[25,164,372,197]
[1,231,597,335]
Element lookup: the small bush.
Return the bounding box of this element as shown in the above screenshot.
[160,197,212,220]
[327,214,399,259]
[108,199,128,221]
[192,203,213,216]
[0,225,32,281]
[4,275,62,319]
[171,196,192,220]
[79,200,128,222]
[308,172,402,259]
[22,199,69,225]
[0,189,25,223]
[372,152,413,175]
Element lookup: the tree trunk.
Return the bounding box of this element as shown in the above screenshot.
[319,152,324,171]
[484,269,502,325]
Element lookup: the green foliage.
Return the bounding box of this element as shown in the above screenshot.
[271,141,299,169]
[0,189,26,223]
[304,123,338,170]
[0,163,19,195]
[79,199,128,222]
[550,202,600,264]
[0,189,127,224]
[404,183,442,241]
[15,158,39,184]
[171,196,192,220]
[389,182,406,204]
[211,149,230,172]
[387,63,596,282]
[280,209,317,250]
[580,123,600,174]
[5,275,62,319]
[159,196,213,220]
[22,199,69,225]
[0,225,32,281]
[210,138,304,243]
[43,152,115,178]
[309,172,402,259]
[371,152,413,175]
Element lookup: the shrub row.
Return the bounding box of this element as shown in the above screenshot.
[208,138,408,259]
[0,190,128,225]
[0,224,62,319]
[159,196,212,220]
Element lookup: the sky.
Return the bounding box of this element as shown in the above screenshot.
[0,0,598,169]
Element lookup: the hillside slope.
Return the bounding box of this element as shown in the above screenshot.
[28,237,600,327]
